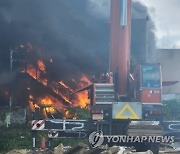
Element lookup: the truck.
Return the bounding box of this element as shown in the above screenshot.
[87,1,163,152]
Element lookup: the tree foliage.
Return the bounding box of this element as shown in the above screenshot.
[67,106,90,119]
[163,99,180,120]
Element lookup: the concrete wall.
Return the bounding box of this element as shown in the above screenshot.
[0,107,26,126]
[158,49,180,95]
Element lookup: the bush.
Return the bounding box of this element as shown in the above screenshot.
[163,99,180,120]
[0,125,47,153]
[0,125,31,153]
[66,106,90,119]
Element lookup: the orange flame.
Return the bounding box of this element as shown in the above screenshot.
[22,44,92,117]
[59,75,91,108]
[80,75,91,85]
[41,96,53,106]
[41,79,48,86]
[34,103,40,109]
[76,91,89,108]
[27,64,37,79]
[26,62,47,86]
[58,93,72,104]
[37,60,46,72]
[39,95,63,111]
[44,107,55,113]
[29,102,40,111]
[64,110,77,120]
[65,110,70,117]
[74,75,91,108]
[59,81,74,93]
[28,94,58,115]
[51,83,72,105]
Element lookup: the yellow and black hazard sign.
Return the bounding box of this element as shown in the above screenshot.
[112,102,142,120]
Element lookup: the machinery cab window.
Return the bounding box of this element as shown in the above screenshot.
[141,65,161,88]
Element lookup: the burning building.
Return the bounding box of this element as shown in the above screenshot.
[0,0,109,119]
[9,43,92,117]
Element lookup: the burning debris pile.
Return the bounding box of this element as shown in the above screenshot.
[8,43,92,119]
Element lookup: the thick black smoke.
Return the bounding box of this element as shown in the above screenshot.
[0,0,109,79]
[88,0,157,64]
[0,0,109,106]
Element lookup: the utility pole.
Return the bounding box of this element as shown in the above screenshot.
[9,49,13,125]
[9,47,26,125]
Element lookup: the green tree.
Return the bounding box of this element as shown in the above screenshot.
[163,99,180,120]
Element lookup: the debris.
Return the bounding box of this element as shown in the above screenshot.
[64,142,88,154]
[7,149,30,154]
[132,150,153,154]
[100,146,124,154]
[170,142,180,149]
[160,142,180,153]
[86,145,107,154]
[10,143,180,153]
[54,143,64,154]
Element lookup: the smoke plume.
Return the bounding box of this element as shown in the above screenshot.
[88,0,158,64]
[0,0,109,106]
[131,1,157,63]
[0,0,109,78]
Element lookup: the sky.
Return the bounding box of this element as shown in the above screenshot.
[88,0,180,49]
[138,0,180,49]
